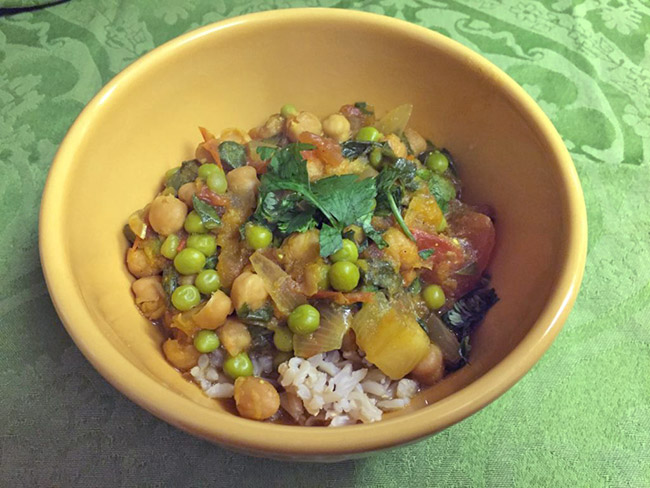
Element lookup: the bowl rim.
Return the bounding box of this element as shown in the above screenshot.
[39,7,587,457]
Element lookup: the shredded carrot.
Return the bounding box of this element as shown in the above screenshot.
[198,126,215,143]
[177,237,187,252]
[201,139,223,169]
[131,236,142,251]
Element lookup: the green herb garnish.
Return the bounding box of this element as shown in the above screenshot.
[254,144,379,257]
[418,249,435,260]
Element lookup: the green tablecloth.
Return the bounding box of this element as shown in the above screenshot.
[2,1,649,485]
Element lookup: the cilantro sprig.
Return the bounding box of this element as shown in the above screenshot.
[254,144,379,257]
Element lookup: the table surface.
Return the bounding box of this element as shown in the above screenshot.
[2,0,649,486]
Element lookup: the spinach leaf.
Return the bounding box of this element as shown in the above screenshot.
[237,302,274,327]
[442,286,499,334]
[166,159,200,191]
[204,254,218,270]
[340,140,378,159]
[192,195,221,229]
[218,141,247,169]
[123,224,137,244]
[362,259,402,296]
[161,265,179,302]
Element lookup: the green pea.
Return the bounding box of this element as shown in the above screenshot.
[186,234,217,256]
[369,147,383,169]
[207,170,228,194]
[184,210,207,234]
[194,329,220,353]
[273,327,294,352]
[331,239,358,264]
[426,151,449,174]
[223,352,254,379]
[356,126,381,142]
[165,166,180,181]
[245,224,273,250]
[195,269,221,294]
[161,234,180,259]
[171,285,201,311]
[328,261,360,292]
[198,163,221,180]
[174,248,206,275]
[422,284,446,310]
[288,304,320,335]
[281,103,298,118]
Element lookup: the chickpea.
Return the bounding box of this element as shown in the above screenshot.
[410,343,445,385]
[162,338,200,370]
[252,114,284,139]
[322,113,351,142]
[226,166,260,198]
[233,376,281,421]
[193,290,233,329]
[404,128,427,155]
[230,271,268,311]
[178,182,198,207]
[385,133,408,158]
[219,127,250,145]
[132,276,166,320]
[126,248,164,278]
[286,111,322,141]
[148,195,188,236]
[218,318,252,356]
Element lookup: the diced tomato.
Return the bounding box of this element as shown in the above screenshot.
[448,209,496,296]
[412,228,464,265]
[298,132,344,167]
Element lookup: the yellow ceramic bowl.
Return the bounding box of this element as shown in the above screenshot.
[39,8,587,460]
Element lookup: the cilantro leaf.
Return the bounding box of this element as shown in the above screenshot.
[354,101,374,115]
[319,223,343,258]
[311,175,376,227]
[192,195,221,229]
[428,173,456,213]
[256,145,277,161]
[418,249,435,260]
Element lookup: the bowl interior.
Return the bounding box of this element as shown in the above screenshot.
[41,9,584,457]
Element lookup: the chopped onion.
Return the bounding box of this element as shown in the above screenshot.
[375,103,413,136]
[249,251,306,315]
[293,304,353,358]
[425,313,462,365]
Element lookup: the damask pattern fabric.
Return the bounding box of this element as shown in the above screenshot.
[1,1,649,486]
